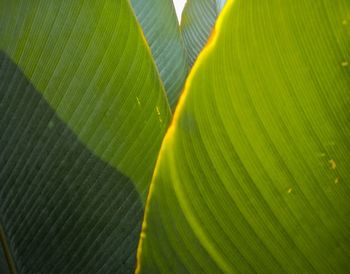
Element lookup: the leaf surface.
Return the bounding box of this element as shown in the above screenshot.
[0,233,10,274]
[180,0,225,66]
[137,0,350,272]
[131,0,189,109]
[0,0,170,272]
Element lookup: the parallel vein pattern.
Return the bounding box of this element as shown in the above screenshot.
[0,0,171,272]
[180,0,225,66]
[131,0,189,109]
[138,0,350,273]
[0,52,142,273]
[0,0,171,197]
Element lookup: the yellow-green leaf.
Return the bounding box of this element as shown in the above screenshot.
[137,0,350,272]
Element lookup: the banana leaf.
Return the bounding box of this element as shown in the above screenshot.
[137,0,350,272]
[0,0,170,272]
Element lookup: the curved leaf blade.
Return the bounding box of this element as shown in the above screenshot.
[0,53,143,273]
[138,0,350,273]
[0,0,171,197]
[131,0,189,109]
[0,0,170,272]
[180,0,222,66]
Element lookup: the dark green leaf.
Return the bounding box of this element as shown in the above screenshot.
[0,0,171,272]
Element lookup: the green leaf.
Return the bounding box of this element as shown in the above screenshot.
[180,0,223,66]
[0,250,10,274]
[131,0,189,109]
[137,0,350,273]
[0,0,170,272]
[0,248,9,274]
[0,225,13,274]
[216,0,226,12]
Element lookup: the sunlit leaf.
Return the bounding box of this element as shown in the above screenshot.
[137,0,350,272]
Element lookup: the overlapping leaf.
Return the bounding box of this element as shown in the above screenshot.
[137,0,350,272]
[180,0,225,66]
[131,0,189,109]
[0,0,170,272]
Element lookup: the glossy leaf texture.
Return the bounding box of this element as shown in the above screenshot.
[0,0,170,273]
[131,0,189,109]
[137,0,350,273]
[180,0,224,66]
